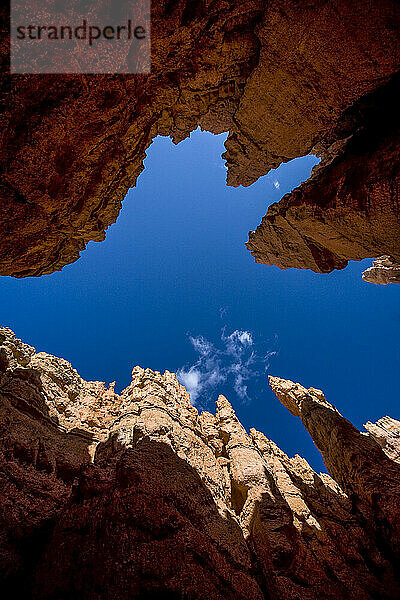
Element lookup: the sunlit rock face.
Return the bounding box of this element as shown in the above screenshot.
[246,76,400,275]
[362,256,400,285]
[364,416,400,463]
[1,0,400,277]
[269,376,400,570]
[1,327,400,599]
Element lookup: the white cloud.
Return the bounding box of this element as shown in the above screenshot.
[178,367,202,400]
[190,335,213,356]
[222,329,254,359]
[273,179,280,189]
[230,329,253,347]
[176,328,276,406]
[239,331,252,345]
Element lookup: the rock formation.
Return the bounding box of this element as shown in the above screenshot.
[362,256,400,285]
[1,326,399,599]
[2,0,400,277]
[2,2,399,597]
[364,416,400,463]
[246,74,400,275]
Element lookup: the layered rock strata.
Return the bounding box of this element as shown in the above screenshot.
[2,0,400,277]
[247,74,400,274]
[1,327,399,599]
[362,256,400,285]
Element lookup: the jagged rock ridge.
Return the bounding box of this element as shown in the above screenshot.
[1,0,400,277]
[362,256,400,285]
[1,327,399,599]
[247,72,400,275]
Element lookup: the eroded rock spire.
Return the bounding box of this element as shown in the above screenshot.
[1,327,399,598]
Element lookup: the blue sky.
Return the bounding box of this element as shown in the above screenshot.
[1,129,399,472]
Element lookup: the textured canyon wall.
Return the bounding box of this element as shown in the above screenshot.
[2,0,400,277]
[247,74,400,274]
[1,327,399,599]
[362,256,400,285]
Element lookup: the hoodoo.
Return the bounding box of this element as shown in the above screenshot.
[1,328,399,598]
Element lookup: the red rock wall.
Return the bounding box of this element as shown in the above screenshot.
[2,0,400,277]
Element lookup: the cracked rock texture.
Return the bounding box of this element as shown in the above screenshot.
[2,0,400,276]
[362,256,400,285]
[246,73,400,274]
[1,327,400,599]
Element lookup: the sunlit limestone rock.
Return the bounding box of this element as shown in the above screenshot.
[269,375,400,577]
[364,416,400,463]
[362,256,400,285]
[1,328,400,598]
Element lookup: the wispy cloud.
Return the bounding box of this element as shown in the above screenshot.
[177,327,277,406]
[219,306,228,320]
[273,179,280,189]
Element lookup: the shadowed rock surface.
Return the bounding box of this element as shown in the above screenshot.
[1,327,399,599]
[2,0,400,276]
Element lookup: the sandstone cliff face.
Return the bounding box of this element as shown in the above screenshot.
[2,0,400,277]
[247,74,400,274]
[269,377,400,570]
[1,327,399,599]
[363,416,400,464]
[362,256,400,285]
